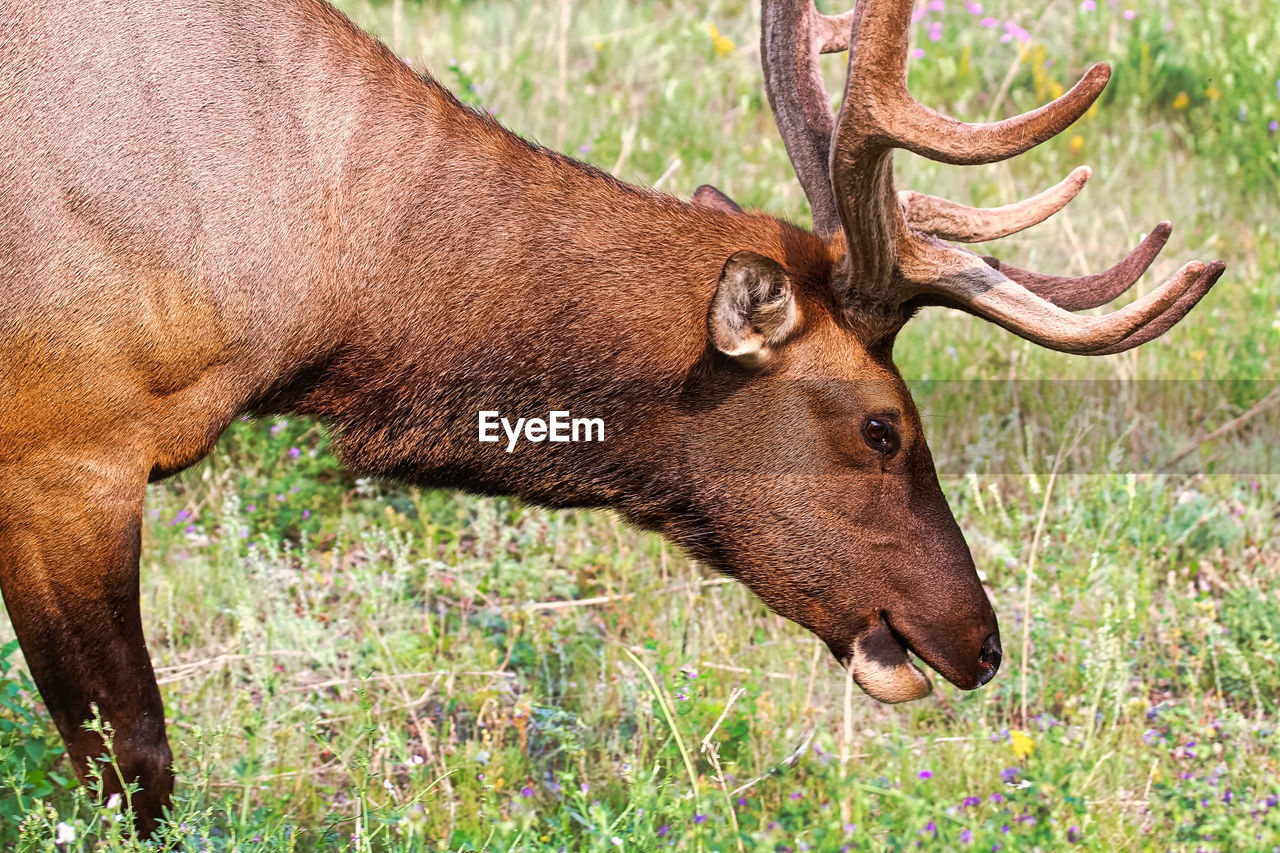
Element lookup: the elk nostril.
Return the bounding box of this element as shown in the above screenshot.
[976,632,1002,686]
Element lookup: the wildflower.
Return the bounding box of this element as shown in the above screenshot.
[302,509,311,519]
[960,829,974,844]
[1173,92,1190,110]
[928,21,943,41]
[980,16,997,27]
[1068,826,1082,843]
[919,770,934,779]
[989,793,1004,804]
[521,785,535,797]
[657,825,670,837]
[173,509,191,524]
[1205,85,1220,101]
[737,797,747,806]
[1144,729,1162,745]
[1269,120,1278,134]
[270,420,288,435]
[1080,0,1096,9]
[966,2,982,13]
[288,447,301,459]
[1123,9,1136,19]
[579,144,592,154]
[693,814,708,824]
[708,24,735,57]
[1000,767,1020,784]
[911,47,926,60]
[55,822,76,845]
[246,503,256,513]
[963,796,982,808]
[408,754,425,766]
[1010,730,1034,760]
[928,0,945,10]
[924,821,939,836]
[611,837,623,847]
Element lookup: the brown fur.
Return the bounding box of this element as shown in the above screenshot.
[0,0,997,832]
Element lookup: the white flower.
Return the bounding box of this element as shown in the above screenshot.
[106,793,122,810]
[55,822,76,845]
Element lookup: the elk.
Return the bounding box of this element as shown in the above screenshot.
[0,0,1222,834]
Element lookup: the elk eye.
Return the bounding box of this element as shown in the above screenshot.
[861,418,900,455]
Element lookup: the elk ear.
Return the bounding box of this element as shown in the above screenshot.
[692,184,744,214]
[709,251,797,365]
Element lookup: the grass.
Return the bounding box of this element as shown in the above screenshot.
[1,0,1278,850]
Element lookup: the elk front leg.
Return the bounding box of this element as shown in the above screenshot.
[0,460,171,835]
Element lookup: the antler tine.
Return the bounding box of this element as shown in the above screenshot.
[912,251,1208,355]
[1089,262,1225,355]
[981,222,1172,311]
[902,166,1092,244]
[760,1,856,236]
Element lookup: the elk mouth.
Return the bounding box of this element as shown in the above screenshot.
[846,614,933,704]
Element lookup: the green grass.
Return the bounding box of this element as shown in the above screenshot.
[2,0,1278,850]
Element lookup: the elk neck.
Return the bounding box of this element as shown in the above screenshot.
[267,27,833,516]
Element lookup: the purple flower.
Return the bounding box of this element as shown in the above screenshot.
[911,47,926,59]
[790,791,803,800]
[737,797,747,806]
[980,16,997,27]
[919,770,934,779]
[924,821,938,835]
[657,825,670,838]
[1000,767,1020,783]
[1081,0,1096,9]
[1068,826,1082,843]
[928,0,945,10]
[521,785,534,797]
[288,447,301,459]
[928,21,943,41]
[302,509,311,519]
[1269,120,1278,134]
[246,504,256,513]
[960,829,974,844]
[1266,794,1278,808]
[173,509,191,524]
[579,144,592,155]
[1123,8,1136,19]
[966,2,982,12]
[963,796,982,808]
[693,814,708,824]
[276,493,286,502]
[989,793,1004,804]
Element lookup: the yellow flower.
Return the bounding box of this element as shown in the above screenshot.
[1173,91,1190,110]
[1205,85,1220,101]
[1191,349,1207,363]
[593,40,604,52]
[1069,134,1085,155]
[709,23,735,57]
[1010,730,1034,760]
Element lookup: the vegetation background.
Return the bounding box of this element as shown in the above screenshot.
[2,0,1278,850]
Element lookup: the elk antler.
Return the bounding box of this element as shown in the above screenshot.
[760,0,1224,354]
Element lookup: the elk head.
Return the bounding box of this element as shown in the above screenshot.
[669,0,1223,703]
